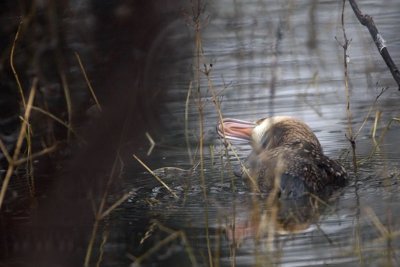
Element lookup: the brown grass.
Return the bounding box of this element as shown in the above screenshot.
[0,79,36,208]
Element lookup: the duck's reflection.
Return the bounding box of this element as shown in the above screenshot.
[224,192,334,245]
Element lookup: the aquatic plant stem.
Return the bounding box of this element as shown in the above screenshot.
[96,228,109,267]
[84,155,132,266]
[75,52,102,111]
[338,0,357,172]
[0,80,36,209]
[30,106,84,142]
[185,81,193,163]
[84,156,120,267]
[133,154,178,199]
[133,221,197,266]
[190,0,214,265]
[59,71,73,140]
[10,21,26,108]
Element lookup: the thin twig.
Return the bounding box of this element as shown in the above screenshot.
[99,191,133,220]
[10,21,26,107]
[364,207,389,237]
[132,154,178,199]
[75,52,102,111]
[338,0,357,172]
[0,79,37,209]
[31,106,84,142]
[133,220,198,267]
[96,228,109,267]
[59,71,73,139]
[14,143,58,165]
[0,139,12,163]
[191,1,213,265]
[84,154,123,267]
[185,81,193,163]
[145,132,156,156]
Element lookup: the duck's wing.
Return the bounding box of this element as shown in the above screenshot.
[246,146,343,198]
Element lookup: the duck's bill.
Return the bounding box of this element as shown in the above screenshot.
[217,118,255,141]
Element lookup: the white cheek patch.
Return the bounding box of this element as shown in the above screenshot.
[252,116,292,144]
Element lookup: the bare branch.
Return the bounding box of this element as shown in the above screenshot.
[348,0,400,89]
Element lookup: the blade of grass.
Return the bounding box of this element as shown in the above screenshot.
[0,79,36,209]
[145,132,156,156]
[75,52,102,111]
[185,81,193,163]
[10,21,26,107]
[133,154,178,199]
[31,106,85,142]
[59,71,72,140]
[99,191,133,220]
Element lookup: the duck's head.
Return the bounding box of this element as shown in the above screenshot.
[217,116,322,153]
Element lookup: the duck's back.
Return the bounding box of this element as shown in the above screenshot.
[245,140,347,198]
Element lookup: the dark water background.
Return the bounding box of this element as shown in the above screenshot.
[1,0,400,266]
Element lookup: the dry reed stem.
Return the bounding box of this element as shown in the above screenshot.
[13,143,58,165]
[225,140,259,192]
[75,52,102,112]
[365,117,400,161]
[372,110,382,140]
[59,71,73,140]
[0,139,12,163]
[202,63,258,191]
[185,81,193,163]
[31,106,84,142]
[133,220,197,266]
[84,154,123,266]
[364,207,389,237]
[25,124,34,196]
[354,225,364,265]
[197,102,214,266]
[0,80,36,209]
[84,155,133,266]
[0,132,58,166]
[99,192,133,220]
[214,216,222,267]
[353,86,387,140]
[359,208,400,264]
[338,0,357,172]
[145,132,155,156]
[264,156,284,251]
[202,64,260,191]
[96,228,109,267]
[135,231,181,264]
[84,218,100,267]
[10,21,26,108]
[155,220,197,265]
[190,1,214,265]
[132,154,178,199]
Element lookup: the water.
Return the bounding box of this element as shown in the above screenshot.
[2,0,400,266]
[116,0,400,266]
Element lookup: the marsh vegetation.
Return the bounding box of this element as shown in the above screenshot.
[1,0,400,266]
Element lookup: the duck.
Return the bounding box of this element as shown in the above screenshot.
[217,116,347,198]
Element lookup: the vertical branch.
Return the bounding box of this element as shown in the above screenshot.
[10,21,26,108]
[337,0,357,172]
[75,52,102,112]
[184,81,193,164]
[59,70,73,140]
[190,1,213,266]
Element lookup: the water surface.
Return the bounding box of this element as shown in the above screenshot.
[117,0,400,266]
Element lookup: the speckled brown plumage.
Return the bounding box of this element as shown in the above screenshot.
[217,116,347,198]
